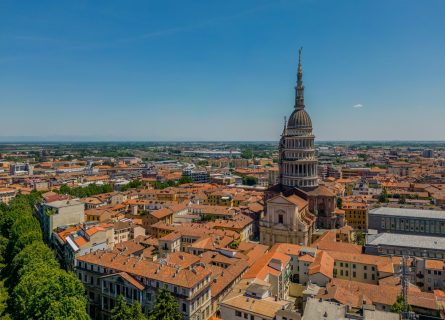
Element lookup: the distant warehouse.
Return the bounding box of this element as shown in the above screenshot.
[182,150,241,158]
[368,207,445,236]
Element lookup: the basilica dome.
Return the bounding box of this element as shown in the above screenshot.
[287,108,312,129]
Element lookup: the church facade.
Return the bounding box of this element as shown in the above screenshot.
[260,49,344,247]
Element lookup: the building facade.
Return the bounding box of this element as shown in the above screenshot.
[37,199,85,240]
[342,202,368,230]
[260,194,315,246]
[368,207,445,236]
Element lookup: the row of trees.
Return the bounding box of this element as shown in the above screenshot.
[121,180,144,191]
[111,289,183,320]
[151,177,193,190]
[57,183,113,198]
[0,193,89,319]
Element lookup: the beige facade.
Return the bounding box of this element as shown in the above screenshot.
[0,188,17,204]
[260,194,315,246]
[38,199,85,240]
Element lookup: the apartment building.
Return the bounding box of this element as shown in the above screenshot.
[341,202,368,230]
[182,169,210,184]
[76,250,212,320]
[9,162,33,175]
[0,187,17,204]
[52,223,114,270]
[37,199,85,240]
[220,248,296,320]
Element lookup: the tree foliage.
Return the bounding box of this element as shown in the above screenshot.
[121,180,144,191]
[391,295,412,314]
[336,197,343,209]
[57,183,113,198]
[355,230,366,246]
[242,176,258,186]
[111,295,147,320]
[178,176,193,185]
[148,288,183,320]
[151,177,193,190]
[240,149,254,159]
[378,189,389,203]
[0,193,89,320]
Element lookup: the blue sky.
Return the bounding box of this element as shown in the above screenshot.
[1,0,444,141]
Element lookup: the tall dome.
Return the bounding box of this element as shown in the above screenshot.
[287,108,312,129]
[278,48,318,189]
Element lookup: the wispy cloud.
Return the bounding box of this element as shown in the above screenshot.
[352,104,364,108]
[72,3,275,50]
[2,3,275,52]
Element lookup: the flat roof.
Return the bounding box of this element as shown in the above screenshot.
[367,233,445,250]
[44,199,83,208]
[369,207,445,220]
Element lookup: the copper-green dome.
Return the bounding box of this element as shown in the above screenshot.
[287,108,312,129]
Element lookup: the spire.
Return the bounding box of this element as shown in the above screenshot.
[282,116,287,135]
[295,47,305,110]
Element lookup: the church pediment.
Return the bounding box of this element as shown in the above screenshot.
[267,194,307,209]
[267,194,296,206]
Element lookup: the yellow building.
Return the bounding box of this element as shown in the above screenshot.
[207,192,233,207]
[336,179,355,196]
[155,189,177,201]
[342,202,368,230]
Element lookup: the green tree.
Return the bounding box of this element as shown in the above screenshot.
[12,266,89,319]
[391,295,412,314]
[149,288,183,320]
[242,176,257,186]
[10,241,57,283]
[0,279,8,317]
[201,214,216,222]
[378,189,389,203]
[42,296,91,320]
[398,195,406,204]
[241,149,253,159]
[178,176,193,185]
[111,295,132,320]
[355,230,366,246]
[111,296,147,320]
[56,183,113,198]
[0,194,89,320]
[121,180,144,191]
[336,197,343,209]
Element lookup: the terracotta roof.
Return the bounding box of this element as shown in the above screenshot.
[116,272,145,290]
[286,194,308,208]
[308,251,334,279]
[318,278,440,311]
[425,260,444,270]
[151,208,173,219]
[306,185,335,197]
[311,231,362,254]
[78,250,210,289]
[242,247,291,281]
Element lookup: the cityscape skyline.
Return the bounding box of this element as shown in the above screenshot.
[1,0,445,141]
